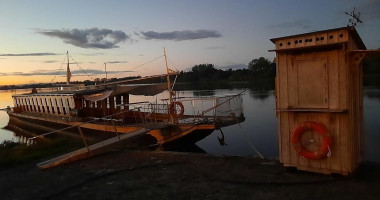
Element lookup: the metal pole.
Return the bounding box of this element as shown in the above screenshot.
[66,51,70,85]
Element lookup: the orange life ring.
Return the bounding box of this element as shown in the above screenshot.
[291,121,332,160]
[170,101,184,118]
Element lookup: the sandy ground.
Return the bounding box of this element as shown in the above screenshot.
[0,150,379,200]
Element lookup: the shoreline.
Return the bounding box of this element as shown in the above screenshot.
[1,149,379,200]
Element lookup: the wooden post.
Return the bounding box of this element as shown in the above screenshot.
[164,48,176,124]
[77,126,90,153]
[110,116,121,141]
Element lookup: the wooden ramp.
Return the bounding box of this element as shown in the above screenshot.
[37,128,149,169]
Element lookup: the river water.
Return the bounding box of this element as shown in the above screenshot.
[1,85,380,162]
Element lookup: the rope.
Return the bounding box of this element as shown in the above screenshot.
[167,56,179,72]
[235,117,264,159]
[50,55,67,83]
[171,75,178,91]
[167,56,179,91]
[114,55,164,78]
[242,131,264,159]
[27,107,144,141]
[69,54,94,80]
[327,146,332,157]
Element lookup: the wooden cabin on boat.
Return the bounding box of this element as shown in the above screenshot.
[11,83,168,120]
[12,91,74,116]
[270,26,380,175]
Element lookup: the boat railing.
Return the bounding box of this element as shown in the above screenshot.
[127,92,245,124]
[26,107,149,145]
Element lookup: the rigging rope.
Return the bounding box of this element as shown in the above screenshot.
[167,56,179,72]
[241,130,265,159]
[50,55,67,83]
[114,55,164,78]
[235,117,264,159]
[69,54,94,81]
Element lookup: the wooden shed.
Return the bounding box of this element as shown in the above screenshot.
[270,26,380,175]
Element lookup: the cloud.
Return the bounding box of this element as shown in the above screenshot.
[0,53,59,56]
[107,61,127,64]
[80,52,104,56]
[41,60,58,63]
[36,28,129,49]
[140,30,222,41]
[268,19,311,30]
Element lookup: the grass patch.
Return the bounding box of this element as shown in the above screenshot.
[0,136,84,169]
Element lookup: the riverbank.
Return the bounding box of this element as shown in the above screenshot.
[0,149,379,200]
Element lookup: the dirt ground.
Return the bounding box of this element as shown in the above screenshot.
[1,150,379,200]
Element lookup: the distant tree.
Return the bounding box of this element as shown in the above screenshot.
[248,57,271,73]
[191,64,217,80]
[192,64,216,73]
[83,80,93,86]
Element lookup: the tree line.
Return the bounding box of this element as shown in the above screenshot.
[177,57,276,82]
[1,55,380,90]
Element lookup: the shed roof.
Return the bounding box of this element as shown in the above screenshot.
[270,26,366,50]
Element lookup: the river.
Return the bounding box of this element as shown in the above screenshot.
[1,84,379,162]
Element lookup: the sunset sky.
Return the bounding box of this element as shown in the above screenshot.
[0,0,379,85]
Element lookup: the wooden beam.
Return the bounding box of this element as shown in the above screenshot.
[276,108,347,113]
[348,50,380,65]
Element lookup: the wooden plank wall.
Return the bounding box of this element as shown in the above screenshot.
[15,95,75,117]
[276,40,363,174]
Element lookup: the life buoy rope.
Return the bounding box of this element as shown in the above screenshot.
[291,121,332,160]
[170,101,184,118]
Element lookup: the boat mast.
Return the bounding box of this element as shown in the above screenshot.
[104,62,107,83]
[66,51,71,85]
[164,47,176,124]
[164,47,173,105]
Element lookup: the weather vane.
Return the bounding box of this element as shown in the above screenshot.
[345,7,363,27]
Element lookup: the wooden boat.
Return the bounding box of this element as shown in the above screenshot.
[7,50,245,148]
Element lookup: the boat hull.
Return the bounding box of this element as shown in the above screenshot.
[6,111,216,148]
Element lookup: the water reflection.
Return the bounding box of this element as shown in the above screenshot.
[3,122,37,145]
[192,90,216,97]
[196,89,278,158]
[0,111,17,143]
[363,91,380,162]
[216,129,227,146]
[365,88,380,100]
[248,90,270,100]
